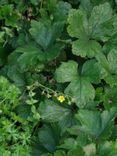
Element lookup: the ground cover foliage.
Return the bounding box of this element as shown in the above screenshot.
[0,0,117,155]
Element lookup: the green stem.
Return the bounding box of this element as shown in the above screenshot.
[56,38,72,45]
[35,81,74,100]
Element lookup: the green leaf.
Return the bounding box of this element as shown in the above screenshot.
[65,77,95,108]
[38,124,60,152]
[72,39,101,58]
[7,64,26,87]
[30,0,40,5]
[45,0,57,12]
[97,141,117,156]
[90,2,112,27]
[67,146,85,156]
[55,61,78,83]
[53,1,71,23]
[80,0,93,15]
[89,2,113,41]
[41,154,52,156]
[2,51,25,87]
[54,150,66,156]
[76,108,117,138]
[58,110,76,134]
[105,74,117,87]
[45,43,64,61]
[32,124,61,155]
[30,20,63,50]
[15,43,45,71]
[0,5,20,28]
[39,100,71,122]
[76,110,101,137]
[103,35,117,54]
[107,49,117,74]
[67,9,88,38]
[82,59,106,84]
[58,138,77,150]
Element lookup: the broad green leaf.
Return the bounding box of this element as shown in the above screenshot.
[32,124,61,155]
[30,20,63,50]
[72,39,101,58]
[7,64,26,87]
[0,5,13,18]
[97,141,117,156]
[0,32,5,43]
[45,0,57,12]
[30,0,40,5]
[76,110,101,137]
[15,43,45,71]
[41,154,52,156]
[89,2,113,41]
[38,124,60,152]
[39,100,71,122]
[5,13,20,28]
[95,52,110,72]
[58,138,77,150]
[67,9,88,38]
[65,77,95,108]
[45,43,64,61]
[103,35,117,54]
[55,60,78,83]
[107,49,117,74]
[76,132,90,147]
[79,0,93,15]
[58,110,76,134]
[76,108,117,138]
[0,5,20,28]
[90,2,112,27]
[54,1,71,23]
[54,150,66,156]
[16,104,31,119]
[67,146,85,156]
[4,52,25,87]
[82,59,106,84]
[105,75,117,87]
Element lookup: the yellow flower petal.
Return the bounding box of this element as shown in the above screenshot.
[57,95,65,103]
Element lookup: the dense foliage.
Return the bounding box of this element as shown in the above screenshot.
[0,0,117,155]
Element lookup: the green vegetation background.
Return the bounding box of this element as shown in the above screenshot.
[0,0,117,156]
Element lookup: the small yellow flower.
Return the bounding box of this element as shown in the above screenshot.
[57,95,65,103]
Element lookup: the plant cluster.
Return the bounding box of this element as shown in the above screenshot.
[0,0,117,155]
